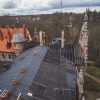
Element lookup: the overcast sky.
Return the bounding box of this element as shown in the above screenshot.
[0,0,100,15]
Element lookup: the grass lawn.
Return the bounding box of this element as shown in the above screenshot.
[84,76,100,100]
[84,76,100,92]
[87,63,100,79]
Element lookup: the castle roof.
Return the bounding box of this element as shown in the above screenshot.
[0,26,31,53]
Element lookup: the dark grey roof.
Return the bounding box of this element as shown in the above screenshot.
[26,49,77,100]
[0,46,77,100]
[0,46,48,99]
[49,44,85,66]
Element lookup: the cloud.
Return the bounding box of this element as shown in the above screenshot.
[0,0,100,15]
[49,0,100,8]
[3,0,17,9]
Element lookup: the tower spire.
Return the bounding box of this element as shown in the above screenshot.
[33,27,39,42]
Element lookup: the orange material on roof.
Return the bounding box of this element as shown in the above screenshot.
[0,28,28,53]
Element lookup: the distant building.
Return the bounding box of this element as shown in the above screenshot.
[0,25,32,62]
[32,17,40,21]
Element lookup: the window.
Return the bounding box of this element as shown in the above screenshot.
[8,54,12,59]
[2,53,6,59]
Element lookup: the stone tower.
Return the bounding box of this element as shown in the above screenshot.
[79,12,88,66]
[12,32,26,55]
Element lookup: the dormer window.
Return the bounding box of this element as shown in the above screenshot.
[8,54,12,59]
[2,53,5,59]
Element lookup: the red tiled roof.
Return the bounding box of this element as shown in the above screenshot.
[0,28,29,53]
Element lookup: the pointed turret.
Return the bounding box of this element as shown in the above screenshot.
[61,30,64,48]
[12,32,26,55]
[33,27,39,42]
[39,31,43,46]
[84,12,88,21]
[23,24,32,41]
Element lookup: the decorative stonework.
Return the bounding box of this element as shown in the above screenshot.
[79,12,88,66]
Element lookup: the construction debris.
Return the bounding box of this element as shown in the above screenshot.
[0,89,9,100]
[12,78,18,86]
[20,67,27,73]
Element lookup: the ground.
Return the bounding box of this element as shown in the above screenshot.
[85,90,100,100]
[84,64,100,100]
[87,63,100,79]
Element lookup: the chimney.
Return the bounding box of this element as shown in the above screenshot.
[39,31,43,46]
[6,25,9,29]
[23,24,27,39]
[16,18,19,30]
[11,25,15,30]
[61,30,64,48]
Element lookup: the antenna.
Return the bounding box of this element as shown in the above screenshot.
[61,0,62,13]
[60,0,64,29]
